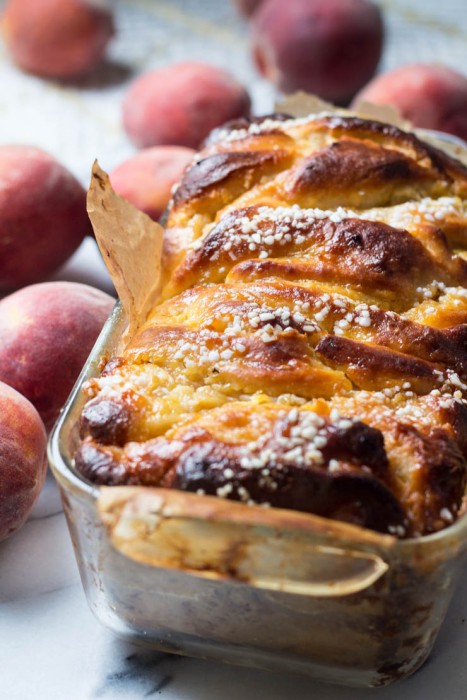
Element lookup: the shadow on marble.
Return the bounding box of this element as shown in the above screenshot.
[29,472,63,520]
[50,59,134,91]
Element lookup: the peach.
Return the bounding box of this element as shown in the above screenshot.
[0,282,115,431]
[352,63,467,142]
[0,145,93,293]
[1,0,115,80]
[251,0,384,104]
[110,146,195,221]
[123,61,251,149]
[0,381,47,542]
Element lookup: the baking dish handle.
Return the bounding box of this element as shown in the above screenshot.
[98,488,391,598]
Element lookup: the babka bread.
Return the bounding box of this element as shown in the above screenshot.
[76,113,467,538]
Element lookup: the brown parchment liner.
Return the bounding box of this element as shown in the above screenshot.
[275,91,410,129]
[87,161,164,342]
[97,486,392,596]
[84,97,467,595]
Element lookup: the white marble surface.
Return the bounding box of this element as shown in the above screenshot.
[1,0,467,697]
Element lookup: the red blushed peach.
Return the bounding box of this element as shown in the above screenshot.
[123,62,251,149]
[251,0,384,104]
[0,282,115,432]
[352,63,467,142]
[0,381,47,542]
[1,0,115,80]
[0,145,93,293]
[109,146,196,221]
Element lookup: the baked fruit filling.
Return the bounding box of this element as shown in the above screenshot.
[76,114,467,538]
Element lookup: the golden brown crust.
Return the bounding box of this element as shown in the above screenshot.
[278,140,445,209]
[172,150,293,210]
[165,208,454,299]
[77,113,467,538]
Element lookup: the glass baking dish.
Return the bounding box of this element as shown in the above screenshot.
[50,126,467,687]
[49,299,467,688]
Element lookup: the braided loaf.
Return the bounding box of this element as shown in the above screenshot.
[77,113,467,538]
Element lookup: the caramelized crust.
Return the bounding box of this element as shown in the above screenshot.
[165,208,459,301]
[77,113,467,538]
[279,139,446,209]
[173,150,292,210]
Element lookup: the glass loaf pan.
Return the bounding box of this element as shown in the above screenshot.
[49,128,467,688]
[49,300,467,688]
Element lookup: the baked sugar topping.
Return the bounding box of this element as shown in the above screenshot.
[362,196,466,231]
[234,408,357,475]
[212,112,339,143]
[199,205,355,262]
[415,281,467,303]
